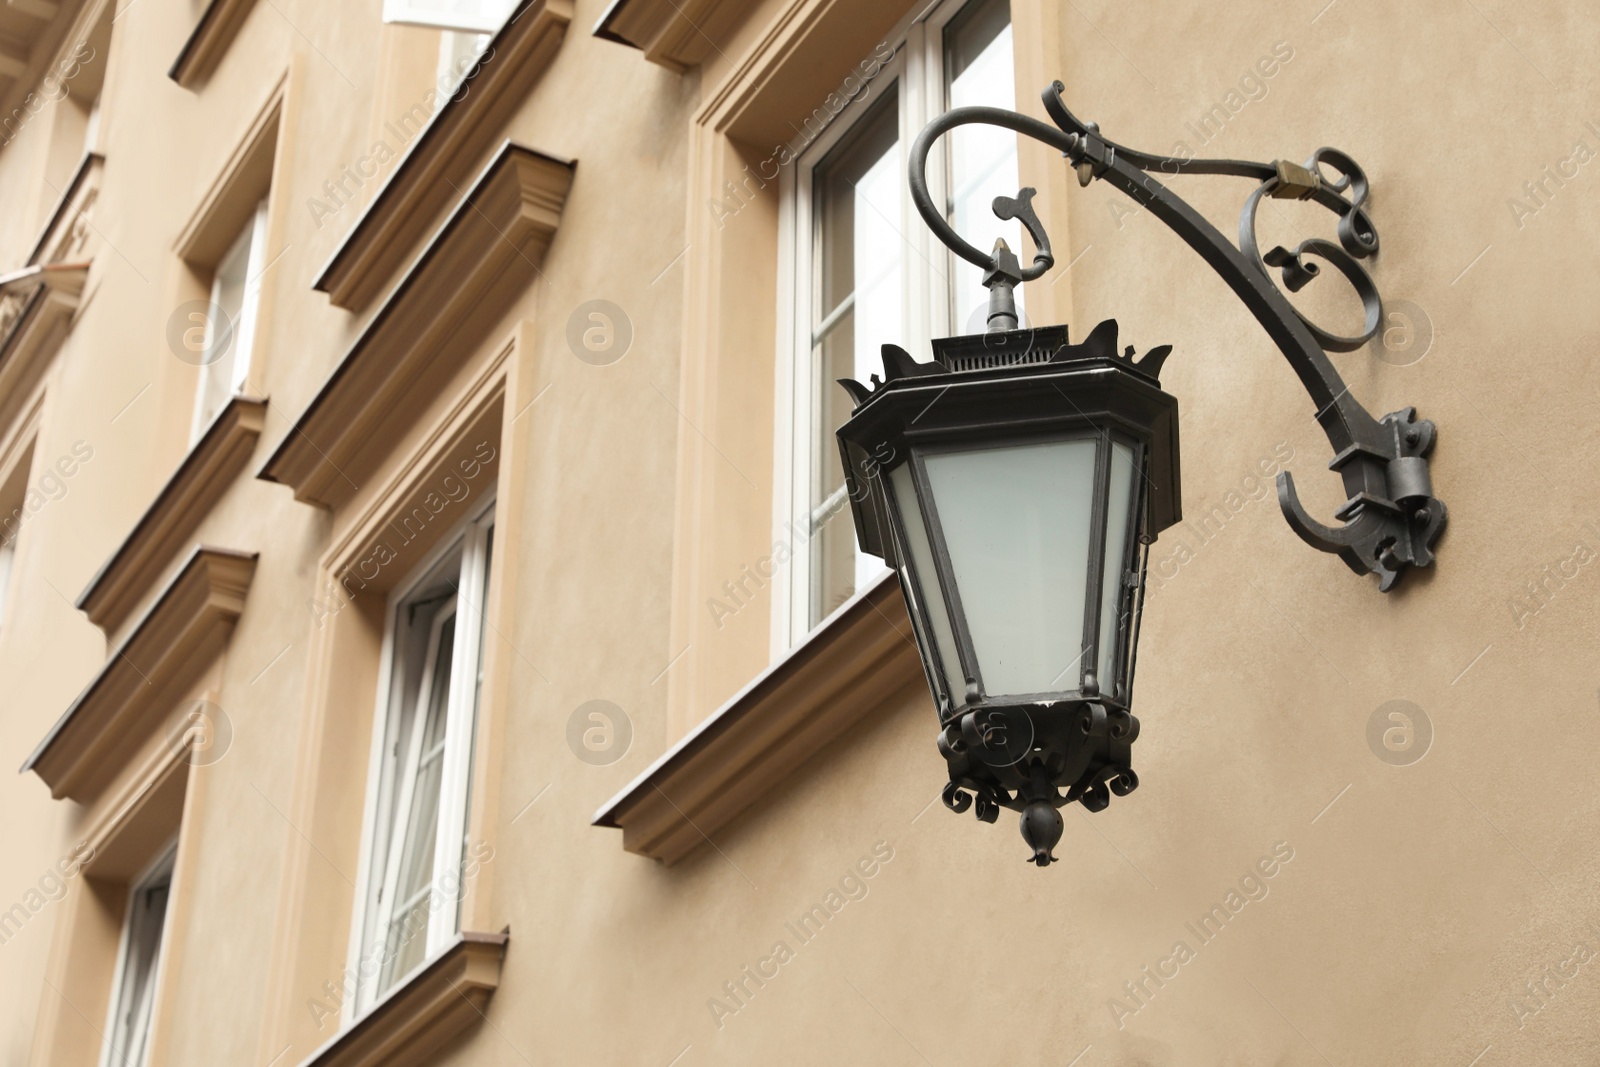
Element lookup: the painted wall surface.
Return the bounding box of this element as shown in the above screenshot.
[0,1,1595,1066]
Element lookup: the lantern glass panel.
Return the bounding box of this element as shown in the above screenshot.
[922,438,1097,698]
[889,464,966,708]
[1097,441,1137,688]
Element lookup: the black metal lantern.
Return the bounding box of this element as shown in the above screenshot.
[838,322,1180,865]
[836,83,1449,866]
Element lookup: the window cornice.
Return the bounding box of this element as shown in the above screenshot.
[296,932,508,1067]
[0,262,87,436]
[311,0,573,312]
[261,142,572,511]
[594,573,920,864]
[167,0,260,89]
[22,546,258,803]
[77,395,268,639]
[30,151,103,266]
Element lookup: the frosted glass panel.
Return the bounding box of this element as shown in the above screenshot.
[924,440,1096,697]
[890,464,965,705]
[1097,443,1136,690]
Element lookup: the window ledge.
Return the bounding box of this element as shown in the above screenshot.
[312,0,573,312]
[261,142,572,510]
[594,572,921,864]
[22,547,259,803]
[298,932,509,1067]
[77,396,268,639]
[593,0,762,72]
[168,0,260,89]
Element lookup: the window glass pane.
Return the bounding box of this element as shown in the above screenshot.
[195,220,254,433]
[379,607,455,992]
[107,857,173,1067]
[945,0,1020,334]
[810,87,900,627]
[890,464,965,706]
[1097,442,1136,690]
[924,439,1096,697]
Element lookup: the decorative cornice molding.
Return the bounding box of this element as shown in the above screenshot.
[0,262,86,436]
[296,932,508,1067]
[23,547,258,803]
[29,151,102,265]
[593,0,761,72]
[312,0,572,311]
[261,143,572,510]
[173,71,284,266]
[167,0,259,89]
[78,396,267,639]
[594,574,920,864]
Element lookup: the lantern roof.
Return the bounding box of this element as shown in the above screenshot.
[836,318,1183,563]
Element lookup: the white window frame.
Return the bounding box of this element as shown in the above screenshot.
[99,840,177,1067]
[772,0,1013,656]
[381,0,515,33]
[345,497,495,1020]
[191,197,269,442]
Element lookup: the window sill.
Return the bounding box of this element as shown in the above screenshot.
[594,572,921,864]
[312,0,573,311]
[23,547,259,803]
[297,931,508,1067]
[168,0,260,89]
[77,396,268,639]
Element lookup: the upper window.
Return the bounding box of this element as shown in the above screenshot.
[382,0,518,91]
[780,0,1020,645]
[348,500,494,1016]
[101,844,176,1067]
[192,198,268,441]
[0,442,31,632]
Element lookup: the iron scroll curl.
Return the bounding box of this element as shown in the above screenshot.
[903,81,1445,590]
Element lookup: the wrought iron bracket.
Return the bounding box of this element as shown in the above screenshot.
[907,81,1446,590]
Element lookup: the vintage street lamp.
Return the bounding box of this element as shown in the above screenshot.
[836,83,1448,865]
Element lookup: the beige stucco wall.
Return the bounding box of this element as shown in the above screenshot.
[0,0,1596,1065]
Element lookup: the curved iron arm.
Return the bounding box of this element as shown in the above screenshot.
[907,82,1445,590]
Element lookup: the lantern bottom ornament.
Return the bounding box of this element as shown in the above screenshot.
[939,697,1141,867]
[836,320,1182,867]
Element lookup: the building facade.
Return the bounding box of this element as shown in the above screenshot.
[0,0,1596,1064]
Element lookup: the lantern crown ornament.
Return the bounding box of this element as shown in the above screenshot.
[836,83,1448,866]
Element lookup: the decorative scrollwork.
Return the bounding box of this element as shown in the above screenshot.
[941,780,972,814]
[1237,148,1381,351]
[905,81,1446,592]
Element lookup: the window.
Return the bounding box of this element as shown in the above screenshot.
[101,844,176,1067]
[349,501,494,1015]
[0,533,15,629]
[192,199,268,440]
[382,0,518,92]
[780,0,1020,644]
[0,440,34,632]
